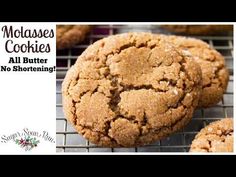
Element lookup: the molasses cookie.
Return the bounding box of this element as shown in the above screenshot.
[161,25,233,35]
[190,118,233,152]
[62,32,202,147]
[56,25,92,50]
[162,35,229,107]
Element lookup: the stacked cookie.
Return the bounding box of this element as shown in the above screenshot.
[161,35,229,108]
[61,32,232,152]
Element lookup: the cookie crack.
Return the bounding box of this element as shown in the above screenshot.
[121,84,166,93]
[154,110,187,132]
[133,110,188,145]
[208,139,212,152]
[71,100,77,125]
[141,112,148,126]
[79,124,121,146]
[212,65,226,89]
[205,129,233,137]
[201,61,226,90]
[63,78,79,126]
[197,129,233,152]
[103,52,195,142]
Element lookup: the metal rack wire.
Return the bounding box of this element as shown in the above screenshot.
[56,25,233,152]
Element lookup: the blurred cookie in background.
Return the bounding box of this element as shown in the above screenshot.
[161,25,233,35]
[57,25,92,50]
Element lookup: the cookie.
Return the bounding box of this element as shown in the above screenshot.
[161,25,233,35]
[190,118,233,152]
[161,35,229,107]
[62,32,202,147]
[56,25,91,50]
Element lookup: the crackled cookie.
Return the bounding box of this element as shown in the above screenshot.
[62,32,202,147]
[56,25,91,49]
[161,25,233,35]
[190,118,233,152]
[162,35,229,107]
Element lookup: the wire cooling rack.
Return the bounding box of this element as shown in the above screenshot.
[56,25,233,152]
